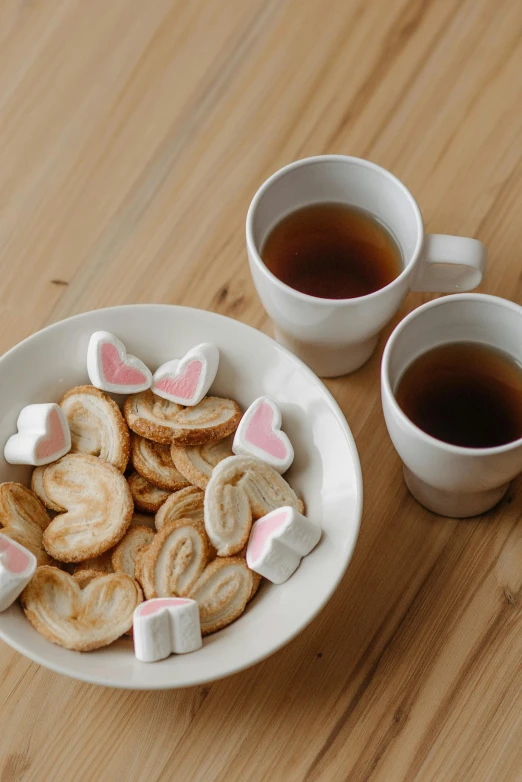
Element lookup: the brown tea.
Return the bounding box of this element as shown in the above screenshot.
[261,202,403,299]
[395,342,522,448]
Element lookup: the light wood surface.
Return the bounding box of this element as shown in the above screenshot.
[1,1,522,780]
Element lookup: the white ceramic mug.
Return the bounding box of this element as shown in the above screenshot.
[381,294,522,518]
[246,156,487,377]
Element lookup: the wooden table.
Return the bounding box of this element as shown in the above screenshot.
[1,1,521,779]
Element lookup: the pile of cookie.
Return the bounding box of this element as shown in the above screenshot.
[0,332,320,663]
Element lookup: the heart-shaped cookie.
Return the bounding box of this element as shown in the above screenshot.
[189,557,253,635]
[246,506,321,583]
[124,390,242,446]
[233,397,294,474]
[127,472,170,514]
[73,550,115,575]
[60,385,130,472]
[133,597,202,661]
[139,518,211,599]
[111,525,155,580]
[154,486,204,531]
[31,466,64,512]
[0,533,37,612]
[87,331,152,394]
[0,482,53,566]
[151,343,219,406]
[130,434,190,491]
[170,434,234,490]
[4,403,71,466]
[21,566,142,651]
[204,455,304,556]
[41,454,133,562]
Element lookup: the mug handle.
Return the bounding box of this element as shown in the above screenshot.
[409,234,487,293]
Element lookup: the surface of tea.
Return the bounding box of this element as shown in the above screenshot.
[395,342,522,448]
[261,202,402,299]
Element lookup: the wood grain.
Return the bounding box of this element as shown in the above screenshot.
[1,0,522,780]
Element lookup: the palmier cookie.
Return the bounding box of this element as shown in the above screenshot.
[73,550,114,575]
[155,487,204,531]
[124,390,242,446]
[204,455,303,557]
[112,525,155,580]
[0,482,53,566]
[31,466,64,512]
[42,454,133,563]
[170,434,234,490]
[130,434,190,491]
[73,569,107,587]
[130,512,157,531]
[60,385,130,472]
[127,472,170,513]
[139,518,210,600]
[189,557,253,635]
[21,566,142,651]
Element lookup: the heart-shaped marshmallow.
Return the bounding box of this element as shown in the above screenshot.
[151,343,219,406]
[246,506,321,584]
[232,397,294,473]
[133,597,202,662]
[4,403,71,466]
[87,331,152,394]
[0,533,37,611]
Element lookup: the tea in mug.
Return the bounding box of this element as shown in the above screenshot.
[395,342,522,448]
[261,203,403,299]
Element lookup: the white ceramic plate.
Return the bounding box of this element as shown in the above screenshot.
[0,305,362,689]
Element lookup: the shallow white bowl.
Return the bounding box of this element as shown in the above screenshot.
[0,305,362,689]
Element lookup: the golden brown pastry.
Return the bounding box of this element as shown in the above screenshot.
[189,557,253,635]
[139,518,211,599]
[170,434,234,490]
[41,454,133,562]
[204,455,303,556]
[60,385,130,472]
[154,486,204,531]
[124,390,242,445]
[21,566,142,651]
[73,550,115,575]
[127,472,170,513]
[30,466,65,512]
[130,434,190,491]
[0,482,53,566]
[111,525,155,580]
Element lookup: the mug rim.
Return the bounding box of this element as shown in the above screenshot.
[381,293,522,456]
[245,154,424,307]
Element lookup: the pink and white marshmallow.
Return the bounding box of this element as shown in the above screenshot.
[151,343,219,406]
[246,506,321,584]
[4,403,71,466]
[87,331,152,394]
[233,396,294,474]
[0,534,37,611]
[133,597,202,662]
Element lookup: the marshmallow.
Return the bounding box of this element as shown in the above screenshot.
[4,403,71,466]
[151,343,219,406]
[87,331,152,394]
[0,533,37,611]
[246,506,321,584]
[233,396,294,474]
[133,597,202,662]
